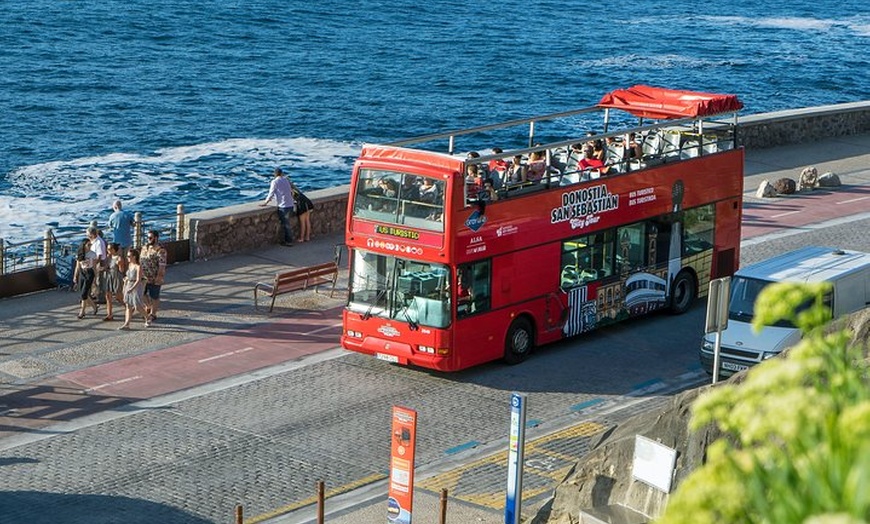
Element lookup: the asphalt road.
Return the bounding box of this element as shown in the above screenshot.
[1,214,868,524]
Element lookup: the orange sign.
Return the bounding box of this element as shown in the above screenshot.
[387,406,417,524]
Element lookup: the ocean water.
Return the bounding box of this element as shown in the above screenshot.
[1,0,868,244]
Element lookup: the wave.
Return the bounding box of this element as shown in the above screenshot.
[1,137,360,244]
[699,15,870,35]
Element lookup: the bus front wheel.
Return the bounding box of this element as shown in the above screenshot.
[504,317,534,365]
[669,271,696,314]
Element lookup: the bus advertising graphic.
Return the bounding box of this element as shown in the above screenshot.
[342,85,744,371]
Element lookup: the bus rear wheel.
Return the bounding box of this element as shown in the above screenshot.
[669,271,696,314]
[504,317,534,365]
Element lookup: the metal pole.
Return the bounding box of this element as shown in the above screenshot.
[528,121,536,148]
[134,212,143,249]
[176,204,185,240]
[234,504,243,524]
[439,488,448,524]
[0,238,5,275]
[43,229,52,267]
[316,480,325,524]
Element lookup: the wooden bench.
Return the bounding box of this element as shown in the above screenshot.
[254,261,339,312]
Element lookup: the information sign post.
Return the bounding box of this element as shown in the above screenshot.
[705,276,731,384]
[504,392,527,524]
[388,406,417,524]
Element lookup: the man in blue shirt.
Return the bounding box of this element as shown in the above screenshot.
[108,200,134,251]
[259,167,295,246]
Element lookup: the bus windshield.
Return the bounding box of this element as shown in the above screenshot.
[348,249,451,329]
[352,169,445,232]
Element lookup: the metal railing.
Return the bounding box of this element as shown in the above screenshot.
[0,205,185,277]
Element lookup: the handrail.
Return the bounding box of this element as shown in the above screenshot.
[0,206,186,276]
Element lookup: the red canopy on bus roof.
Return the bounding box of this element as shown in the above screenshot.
[597,85,743,119]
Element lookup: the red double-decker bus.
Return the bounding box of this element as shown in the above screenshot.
[342,85,744,371]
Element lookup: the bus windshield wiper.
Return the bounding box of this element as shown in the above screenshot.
[362,288,388,320]
[401,301,419,331]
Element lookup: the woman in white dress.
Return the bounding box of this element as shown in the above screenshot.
[120,248,149,329]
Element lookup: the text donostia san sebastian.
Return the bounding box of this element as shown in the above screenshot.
[550,184,619,224]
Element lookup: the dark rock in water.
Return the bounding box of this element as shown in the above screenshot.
[773,177,796,195]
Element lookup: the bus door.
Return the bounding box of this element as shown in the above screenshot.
[452,261,496,366]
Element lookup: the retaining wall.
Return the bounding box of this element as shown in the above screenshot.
[738,101,870,149]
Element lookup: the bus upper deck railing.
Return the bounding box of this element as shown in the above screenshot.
[378,105,739,207]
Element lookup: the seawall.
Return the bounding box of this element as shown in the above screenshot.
[189,101,870,260]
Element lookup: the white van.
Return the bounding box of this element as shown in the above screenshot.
[700,246,870,377]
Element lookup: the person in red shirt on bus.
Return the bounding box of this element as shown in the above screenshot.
[578,146,605,172]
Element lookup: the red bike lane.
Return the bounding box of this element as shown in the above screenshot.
[742,185,870,239]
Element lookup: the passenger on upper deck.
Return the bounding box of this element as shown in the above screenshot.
[526,150,547,182]
[488,147,507,176]
[465,164,484,199]
[626,132,642,159]
[506,154,526,185]
[578,146,605,173]
[478,178,499,203]
[591,140,606,162]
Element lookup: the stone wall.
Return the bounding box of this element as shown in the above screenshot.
[186,185,349,261]
[738,101,870,149]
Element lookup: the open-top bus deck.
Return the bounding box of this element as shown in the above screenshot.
[342,85,744,371]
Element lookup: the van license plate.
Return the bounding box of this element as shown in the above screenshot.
[722,362,749,372]
[376,353,399,363]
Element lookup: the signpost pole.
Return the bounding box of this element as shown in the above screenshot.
[504,392,527,524]
[705,277,731,385]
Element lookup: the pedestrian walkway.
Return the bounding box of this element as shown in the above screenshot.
[0,133,869,524]
[0,237,348,437]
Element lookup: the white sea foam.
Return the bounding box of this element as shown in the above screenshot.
[699,14,869,35]
[1,137,360,245]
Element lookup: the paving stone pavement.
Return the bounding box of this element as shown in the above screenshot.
[1,134,870,523]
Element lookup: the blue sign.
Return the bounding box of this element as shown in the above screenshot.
[465,210,487,232]
[505,392,526,524]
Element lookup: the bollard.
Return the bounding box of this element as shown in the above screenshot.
[234,504,243,524]
[440,488,448,524]
[43,229,52,267]
[316,480,325,524]
[176,204,185,240]
[0,238,5,275]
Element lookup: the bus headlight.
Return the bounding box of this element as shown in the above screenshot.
[701,339,714,351]
[762,351,778,360]
[347,330,363,339]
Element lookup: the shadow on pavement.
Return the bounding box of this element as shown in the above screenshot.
[0,491,211,524]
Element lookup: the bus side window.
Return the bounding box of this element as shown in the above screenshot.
[457,260,491,316]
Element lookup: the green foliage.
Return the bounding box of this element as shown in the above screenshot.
[752,281,833,333]
[658,283,870,524]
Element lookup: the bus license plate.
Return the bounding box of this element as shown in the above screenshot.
[376,353,399,363]
[722,362,749,372]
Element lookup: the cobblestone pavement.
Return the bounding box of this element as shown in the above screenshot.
[0,134,869,524]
